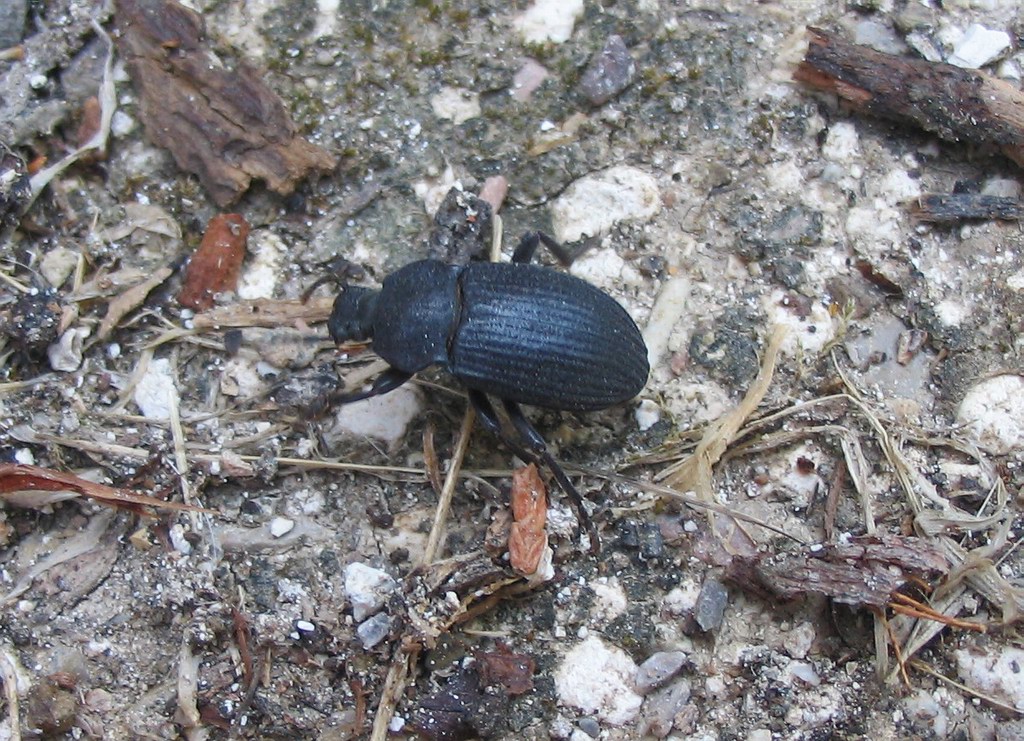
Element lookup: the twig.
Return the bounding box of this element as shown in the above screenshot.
[422,409,477,566]
[910,659,1024,715]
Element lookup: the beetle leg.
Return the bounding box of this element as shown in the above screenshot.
[502,400,601,554]
[467,390,541,467]
[511,232,573,266]
[328,366,413,405]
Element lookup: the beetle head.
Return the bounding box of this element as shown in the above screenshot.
[328,286,379,344]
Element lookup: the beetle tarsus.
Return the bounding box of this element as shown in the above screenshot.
[328,367,413,405]
[512,231,574,266]
[503,400,601,554]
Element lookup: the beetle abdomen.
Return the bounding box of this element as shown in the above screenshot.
[450,263,648,411]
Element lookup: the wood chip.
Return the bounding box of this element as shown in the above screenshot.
[114,0,336,206]
[178,214,249,311]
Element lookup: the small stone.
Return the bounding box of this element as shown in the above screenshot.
[852,20,906,55]
[344,563,398,622]
[956,646,1024,711]
[956,375,1024,455]
[430,86,481,125]
[635,651,687,694]
[948,25,1011,70]
[356,613,391,649]
[134,358,178,420]
[269,517,294,538]
[333,385,424,447]
[40,246,79,289]
[47,328,89,372]
[635,399,660,432]
[641,679,691,738]
[551,165,660,243]
[822,121,860,163]
[578,35,635,106]
[576,717,600,738]
[554,635,642,725]
[694,575,728,632]
[514,0,584,44]
[511,59,549,102]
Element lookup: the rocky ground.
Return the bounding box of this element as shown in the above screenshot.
[2,0,1024,739]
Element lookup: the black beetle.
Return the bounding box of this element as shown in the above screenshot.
[326,232,649,550]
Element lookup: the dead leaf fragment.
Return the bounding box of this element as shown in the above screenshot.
[178,213,249,310]
[508,464,548,577]
[98,265,173,339]
[114,0,336,206]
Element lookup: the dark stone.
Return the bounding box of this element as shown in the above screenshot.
[578,35,635,106]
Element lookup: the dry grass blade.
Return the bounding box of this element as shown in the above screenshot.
[654,326,787,550]
[28,21,116,204]
[0,643,27,741]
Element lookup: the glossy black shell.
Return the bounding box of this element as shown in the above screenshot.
[370,259,648,412]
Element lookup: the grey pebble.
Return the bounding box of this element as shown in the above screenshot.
[356,613,391,649]
[694,575,729,632]
[635,650,687,694]
[577,717,601,738]
[578,35,635,106]
[642,679,692,738]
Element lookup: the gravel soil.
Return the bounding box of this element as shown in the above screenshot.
[2,1,1024,739]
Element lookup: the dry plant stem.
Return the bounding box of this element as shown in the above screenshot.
[879,611,911,688]
[909,659,1024,716]
[421,409,477,566]
[659,325,786,546]
[828,356,1023,682]
[0,645,24,741]
[887,593,986,632]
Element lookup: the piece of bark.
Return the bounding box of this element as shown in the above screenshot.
[910,194,1024,223]
[726,533,948,608]
[178,213,249,310]
[114,0,336,206]
[795,27,1024,169]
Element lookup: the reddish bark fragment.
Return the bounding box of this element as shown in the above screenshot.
[178,213,249,311]
[508,464,548,576]
[476,644,535,696]
[0,463,211,514]
[726,533,948,608]
[114,0,336,206]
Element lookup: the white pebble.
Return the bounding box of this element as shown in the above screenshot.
[555,635,642,725]
[134,358,178,420]
[948,25,1011,70]
[956,646,1024,710]
[334,385,424,447]
[956,375,1024,455]
[344,563,398,622]
[634,399,660,431]
[514,0,584,44]
[430,86,481,125]
[269,517,295,538]
[550,165,660,243]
